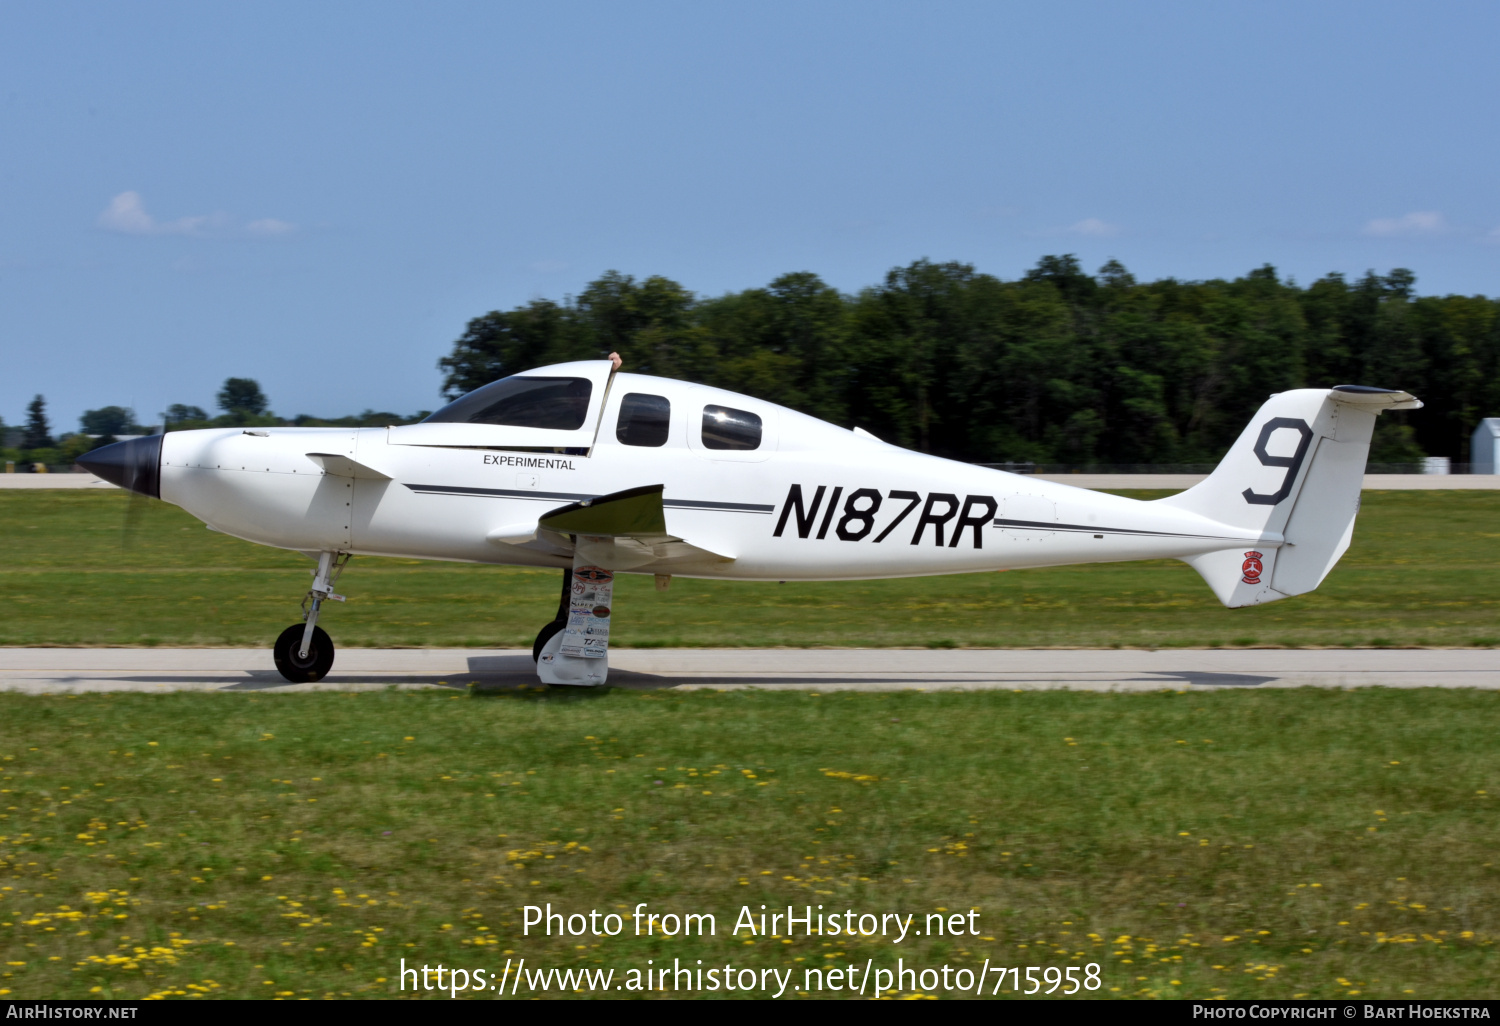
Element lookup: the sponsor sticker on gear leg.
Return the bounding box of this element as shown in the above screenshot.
[560,566,613,658]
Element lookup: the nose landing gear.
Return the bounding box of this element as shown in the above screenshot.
[273,551,349,683]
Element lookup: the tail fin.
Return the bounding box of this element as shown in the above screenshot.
[1159,386,1421,607]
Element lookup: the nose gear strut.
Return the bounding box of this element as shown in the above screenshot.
[272,551,349,683]
[300,551,349,658]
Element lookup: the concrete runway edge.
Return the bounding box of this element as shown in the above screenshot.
[0,647,1496,694]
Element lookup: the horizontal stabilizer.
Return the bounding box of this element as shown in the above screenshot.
[305,453,391,480]
[1329,385,1423,411]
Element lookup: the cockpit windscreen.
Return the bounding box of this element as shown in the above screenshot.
[423,377,593,430]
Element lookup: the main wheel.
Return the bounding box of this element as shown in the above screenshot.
[532,620,565,662]
[273,624,335,683]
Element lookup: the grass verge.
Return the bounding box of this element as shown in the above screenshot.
[0,687,1495,999]
[1,489,1498,649]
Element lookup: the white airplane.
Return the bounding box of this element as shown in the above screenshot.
[80,359,1419,686]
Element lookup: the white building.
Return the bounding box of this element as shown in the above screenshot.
[1473,418,1500,475]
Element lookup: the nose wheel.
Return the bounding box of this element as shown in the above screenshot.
[272,551,349,683]
[274,624,335,683]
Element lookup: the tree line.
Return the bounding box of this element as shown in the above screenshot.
[9,255,1497,470]
[438,256,1500,464]
[1,380,428,470]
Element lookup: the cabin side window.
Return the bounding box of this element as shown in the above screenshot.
[616,393,671,447]
[423,376,592,430]
[701,405,762,450]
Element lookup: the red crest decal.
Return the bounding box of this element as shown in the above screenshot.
[1240,550,1264,584]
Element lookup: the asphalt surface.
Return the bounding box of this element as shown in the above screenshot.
[1,647,1495,693]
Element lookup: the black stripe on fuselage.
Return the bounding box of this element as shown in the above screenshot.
[405,485,1235,536]
[663,498,775,514]
[403,483,774,514]
[992,517,1244,542]
[406,483,590,502]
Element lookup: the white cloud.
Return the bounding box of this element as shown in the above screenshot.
[97,191,156,234]
[98,191,218,236]
[97,191,295,238]
[246,218,297,237]
[1363,210,1449,237]
[1063,218,1120,237]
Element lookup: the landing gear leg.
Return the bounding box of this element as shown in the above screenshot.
[273,551,348,683]
[536,546,613,686]
[532,567,572,662]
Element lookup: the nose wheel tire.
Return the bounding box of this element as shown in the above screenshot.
[532,620,564,662]
[273,624,335,683]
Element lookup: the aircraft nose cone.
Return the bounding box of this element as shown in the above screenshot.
[77,435,163,499]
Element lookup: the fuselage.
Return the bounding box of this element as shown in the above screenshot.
[155,365,1262,581]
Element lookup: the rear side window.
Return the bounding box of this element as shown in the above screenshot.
[616,393,671,447]
[423,376,592,429]
[702,405,762,450]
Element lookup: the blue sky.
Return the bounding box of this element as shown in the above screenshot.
[3,0,1497,431]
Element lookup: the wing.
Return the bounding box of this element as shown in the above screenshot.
[488,484,734,570]
[538,483,671,537]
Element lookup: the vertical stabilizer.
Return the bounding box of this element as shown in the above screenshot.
[1161,386,1421,607]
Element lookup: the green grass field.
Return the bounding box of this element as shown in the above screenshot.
[0,489,1496,649]
[0,687,1495,1000]
[2,490,1497,1000]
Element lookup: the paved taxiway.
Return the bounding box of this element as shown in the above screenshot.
[0,647,1495,693]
